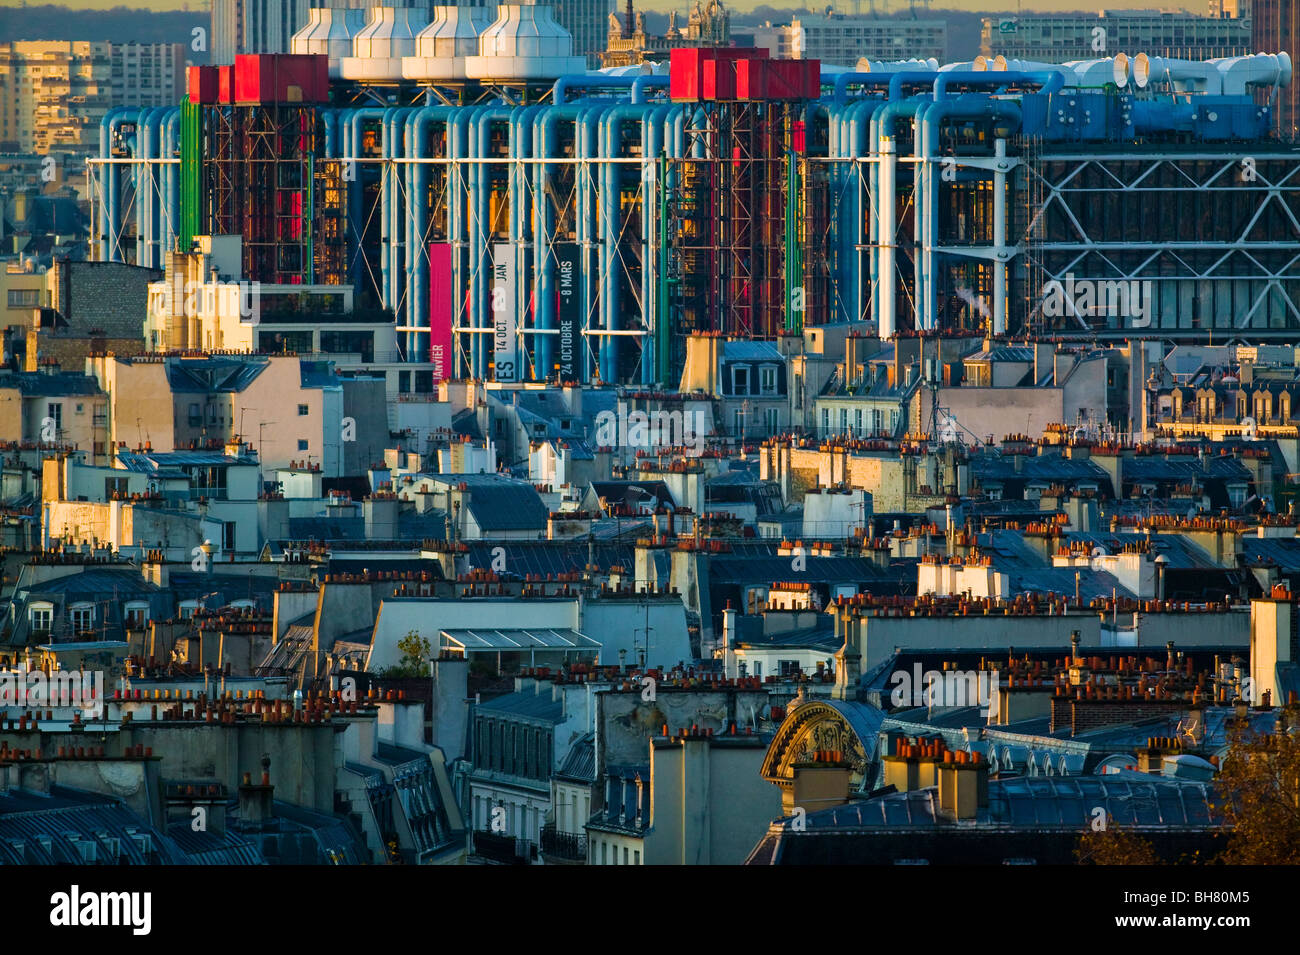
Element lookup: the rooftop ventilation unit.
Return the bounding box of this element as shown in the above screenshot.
[403,5,496,81]
[291,6,367,79]
[1132,54,1221,94]
[464,1,587,81]
[340,6,430,81]
[1209,52,1293,94]
[857,57,939,72]
[1062,57,1131,89]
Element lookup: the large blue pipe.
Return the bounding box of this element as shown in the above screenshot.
[875,98,928,337]
[641,103,676,384]
[98,107,133,261]
[553,74,636,103]
[533,105,582,380]
[917,98,1023,331]
[933,70,1064,100]
[578,104,612,382]
[343,108,389,295]
[136,108,167,269]
[405,105,457,361]
[889,72,940,102]
[510,104,545,380]
[631,75,669,105]
[449,105,481,380]
[161,108,180,263]
[598,104,654,381]
[469,106,515,379]
[833,73,901,106]
[839,98,878,325]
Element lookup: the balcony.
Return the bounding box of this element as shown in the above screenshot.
[539,824,587,863]
[472,829,535,865]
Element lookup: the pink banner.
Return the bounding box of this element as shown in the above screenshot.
[429,243,453,382]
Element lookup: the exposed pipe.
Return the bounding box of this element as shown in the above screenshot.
[599,103,653,381]
[406,105,457,361]
[631,75,669,105]
[918,98,1023,333]
[469,106,515,379]
[161,107,180,264]
[933,70,1065,100]
[98,107,133,261]
[553,74,636,104]
[876,98,928,339]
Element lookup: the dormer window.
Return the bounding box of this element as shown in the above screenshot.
[68,602,94,634]
[124,602,150,629]
[29,603,52,634]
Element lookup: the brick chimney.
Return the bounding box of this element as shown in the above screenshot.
[937,750,989,821]
[236,754,275,831]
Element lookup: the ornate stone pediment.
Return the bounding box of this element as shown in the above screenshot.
[760,699,874,789]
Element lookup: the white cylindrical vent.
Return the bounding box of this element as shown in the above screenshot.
[341,6,430,81]
[465,2,587,81]
[404,4,495,80]
[293,6,367,78]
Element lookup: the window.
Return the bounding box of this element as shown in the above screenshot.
[733,409,746,435]
[731,365,750,396]
[6,288,38,309]
[297,439,308,451]
[29,604,52,633]
[124,602,149,629]
[178,600,198,619]
[298,404,309,416]
[68,603,94,634]
[759,365,778,395]
[46,402,62,435]
[764,407,779,435]
[188,403,201,427]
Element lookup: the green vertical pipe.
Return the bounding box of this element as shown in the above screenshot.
[179,95,202,250]
[785,148,802,333]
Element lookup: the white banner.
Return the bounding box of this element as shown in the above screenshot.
[492,243,517,382]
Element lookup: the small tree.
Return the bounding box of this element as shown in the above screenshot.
[383,631,434,678]
[1212,717,1300,865]
[1075,817,1163,865]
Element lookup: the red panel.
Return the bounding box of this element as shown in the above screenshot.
[735,58,766,100]
[703,58,736,100]
[218,66,235,104]
[803,59,823,99]
[234,53,329,105]
[671,47,760,101]
[670,48,703,101]
[187,65,220,104]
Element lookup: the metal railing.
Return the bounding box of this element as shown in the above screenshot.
[540,824,587,862]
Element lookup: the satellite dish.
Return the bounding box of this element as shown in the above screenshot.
[1241,416,1257,441]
